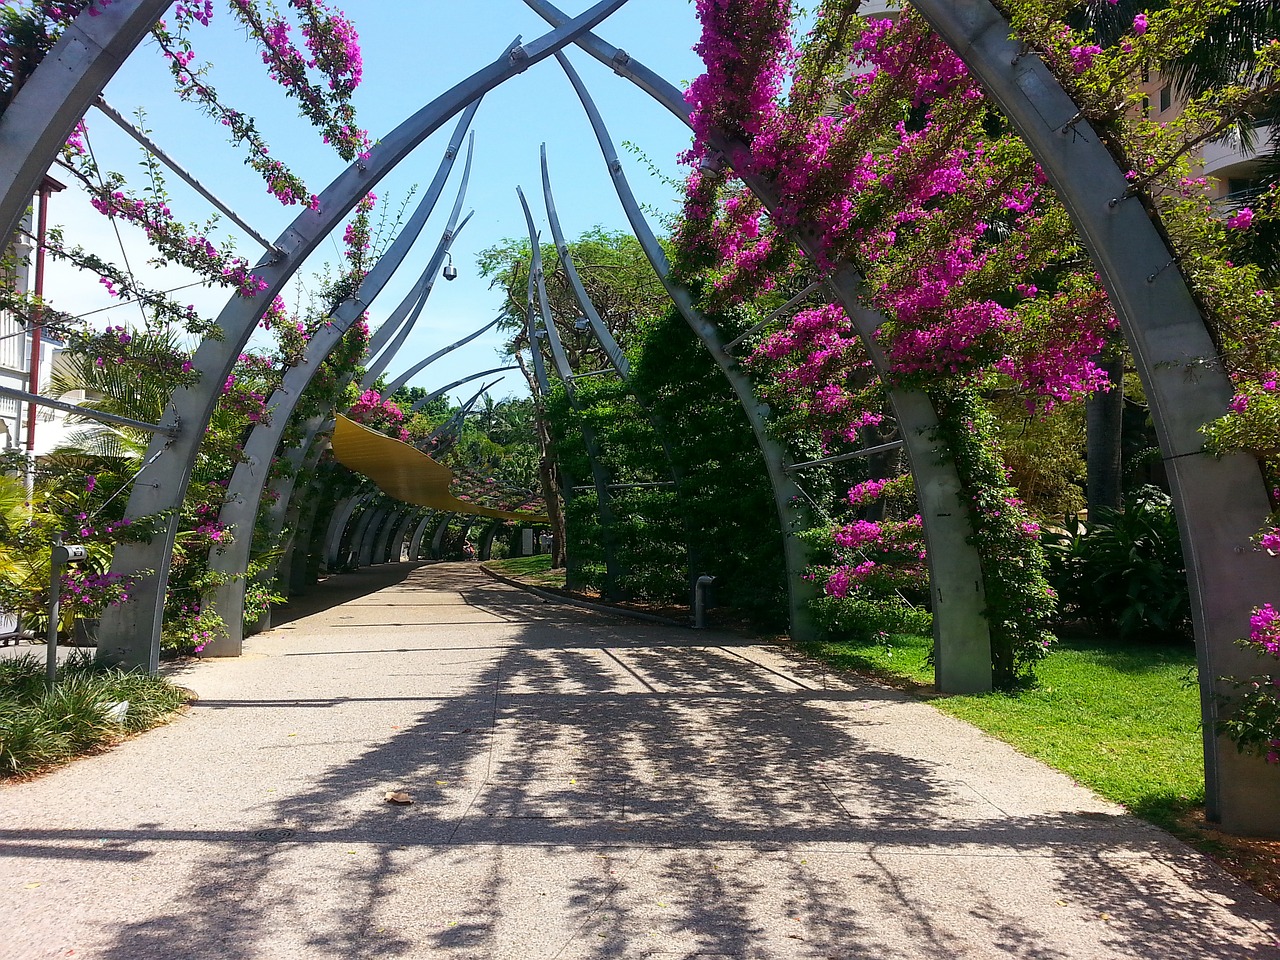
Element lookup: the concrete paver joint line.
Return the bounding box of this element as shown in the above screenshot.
[0,561,1277,959]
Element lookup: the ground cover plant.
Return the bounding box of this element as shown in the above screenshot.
[0,653,188,777]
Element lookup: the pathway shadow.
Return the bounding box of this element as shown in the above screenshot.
[67,564,1279,960]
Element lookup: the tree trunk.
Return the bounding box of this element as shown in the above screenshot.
[1086,354,1125,518]
[516,352,568,568]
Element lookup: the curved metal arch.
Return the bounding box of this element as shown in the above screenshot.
[324,495,364,569]
[362,131,474,362]
[95,2,633,671]
[384,316,502,397]
[430,515,451,560]
[0,0,172,249]
[335,496,373,568]
[909,0,1280,831]
[540,147,629,377]
[553,51,823,641]
[518,185,623,598]
[389,509,421,562]
[373,506,406,564]
[479,520,504,561]
[354,505,389,568]
[526,7,990,688]
[202,108,480,656]
[276,491,322,594]
[409,366,521,413]
[541,144,698,586]
[409,511,436,561]
[361,206,477,388]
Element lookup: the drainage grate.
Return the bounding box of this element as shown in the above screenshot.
[252,827,297,843]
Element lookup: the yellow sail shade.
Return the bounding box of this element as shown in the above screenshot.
[331,414,549,523]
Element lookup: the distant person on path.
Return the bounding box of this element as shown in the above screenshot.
[463,541,476,560]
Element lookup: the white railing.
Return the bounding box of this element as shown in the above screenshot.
[0,313,25,374]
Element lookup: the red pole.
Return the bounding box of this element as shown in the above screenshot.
[25,183,50,453]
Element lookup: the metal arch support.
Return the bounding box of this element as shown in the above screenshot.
[327,493,370,568]
[96,2,633,672]
[390,510,420,562]
[410,366,521,413]
[539,146,629,378]
[361,210,477,388]
[203,111,480,656]
[479,521,504,560]
[364,130,476,361]
[409,512,436,560]
[430,515,451,560]
[524,242,554,398]
[386,317,504,397]
[355,506,388,568]
[910,0,1280,830]
[540,145,686,502]
[279,493,322,594]
[361,127,476,384]
[554,52,818,641]
[518,185,623,598]
[373,506,405,564]
[531,13,989,690]
[0,0,172,250]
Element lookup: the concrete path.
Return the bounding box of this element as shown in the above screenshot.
[2,561,1278,959]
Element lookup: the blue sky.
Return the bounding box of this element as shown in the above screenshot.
[47,0,705,404]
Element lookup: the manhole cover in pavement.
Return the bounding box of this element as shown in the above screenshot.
[253,827,297,842]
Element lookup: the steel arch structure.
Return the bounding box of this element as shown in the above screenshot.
[2,0,1275,831]
[84,3,631,673]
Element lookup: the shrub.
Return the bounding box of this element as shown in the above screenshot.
[811,594,933,645]
[0,653,187,776]
[1043,486,1191,642]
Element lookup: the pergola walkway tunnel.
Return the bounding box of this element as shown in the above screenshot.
[0,0,1276,837]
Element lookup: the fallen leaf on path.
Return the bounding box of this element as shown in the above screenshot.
[384,791,414,804]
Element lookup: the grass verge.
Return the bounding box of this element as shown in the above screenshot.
[802,630,1280,904]
[0,652,188,778]
[483,555,566,589]
[803,631,1204,828]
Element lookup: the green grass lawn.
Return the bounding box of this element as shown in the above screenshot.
[805,631,1204,830]
[483,554,567,589]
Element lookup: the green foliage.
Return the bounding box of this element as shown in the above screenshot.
[932,388,1057,686]
[0,653,187,777]
[810,594,933,646]
[1043,487,1192,643]
[992,397,1087,520]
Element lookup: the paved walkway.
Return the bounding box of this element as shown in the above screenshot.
[2,562,1279,959]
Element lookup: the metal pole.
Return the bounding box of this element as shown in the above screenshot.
[0,384,177,436]
[95,97,284,257]
[724,279,830,351]
[46,534,63,688]
[25,182,51,454]
[786,440,906,472]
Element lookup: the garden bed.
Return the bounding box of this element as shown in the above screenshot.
[0,652,189,779]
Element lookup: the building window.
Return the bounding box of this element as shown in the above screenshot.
[1159,84,1172,113]
[1227,177,1263,201]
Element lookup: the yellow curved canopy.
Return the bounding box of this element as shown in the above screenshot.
[331,414,549,523]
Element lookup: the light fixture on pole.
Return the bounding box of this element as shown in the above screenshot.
[442,253,458,281]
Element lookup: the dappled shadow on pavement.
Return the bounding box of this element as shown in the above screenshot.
[2,564,1276,960]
